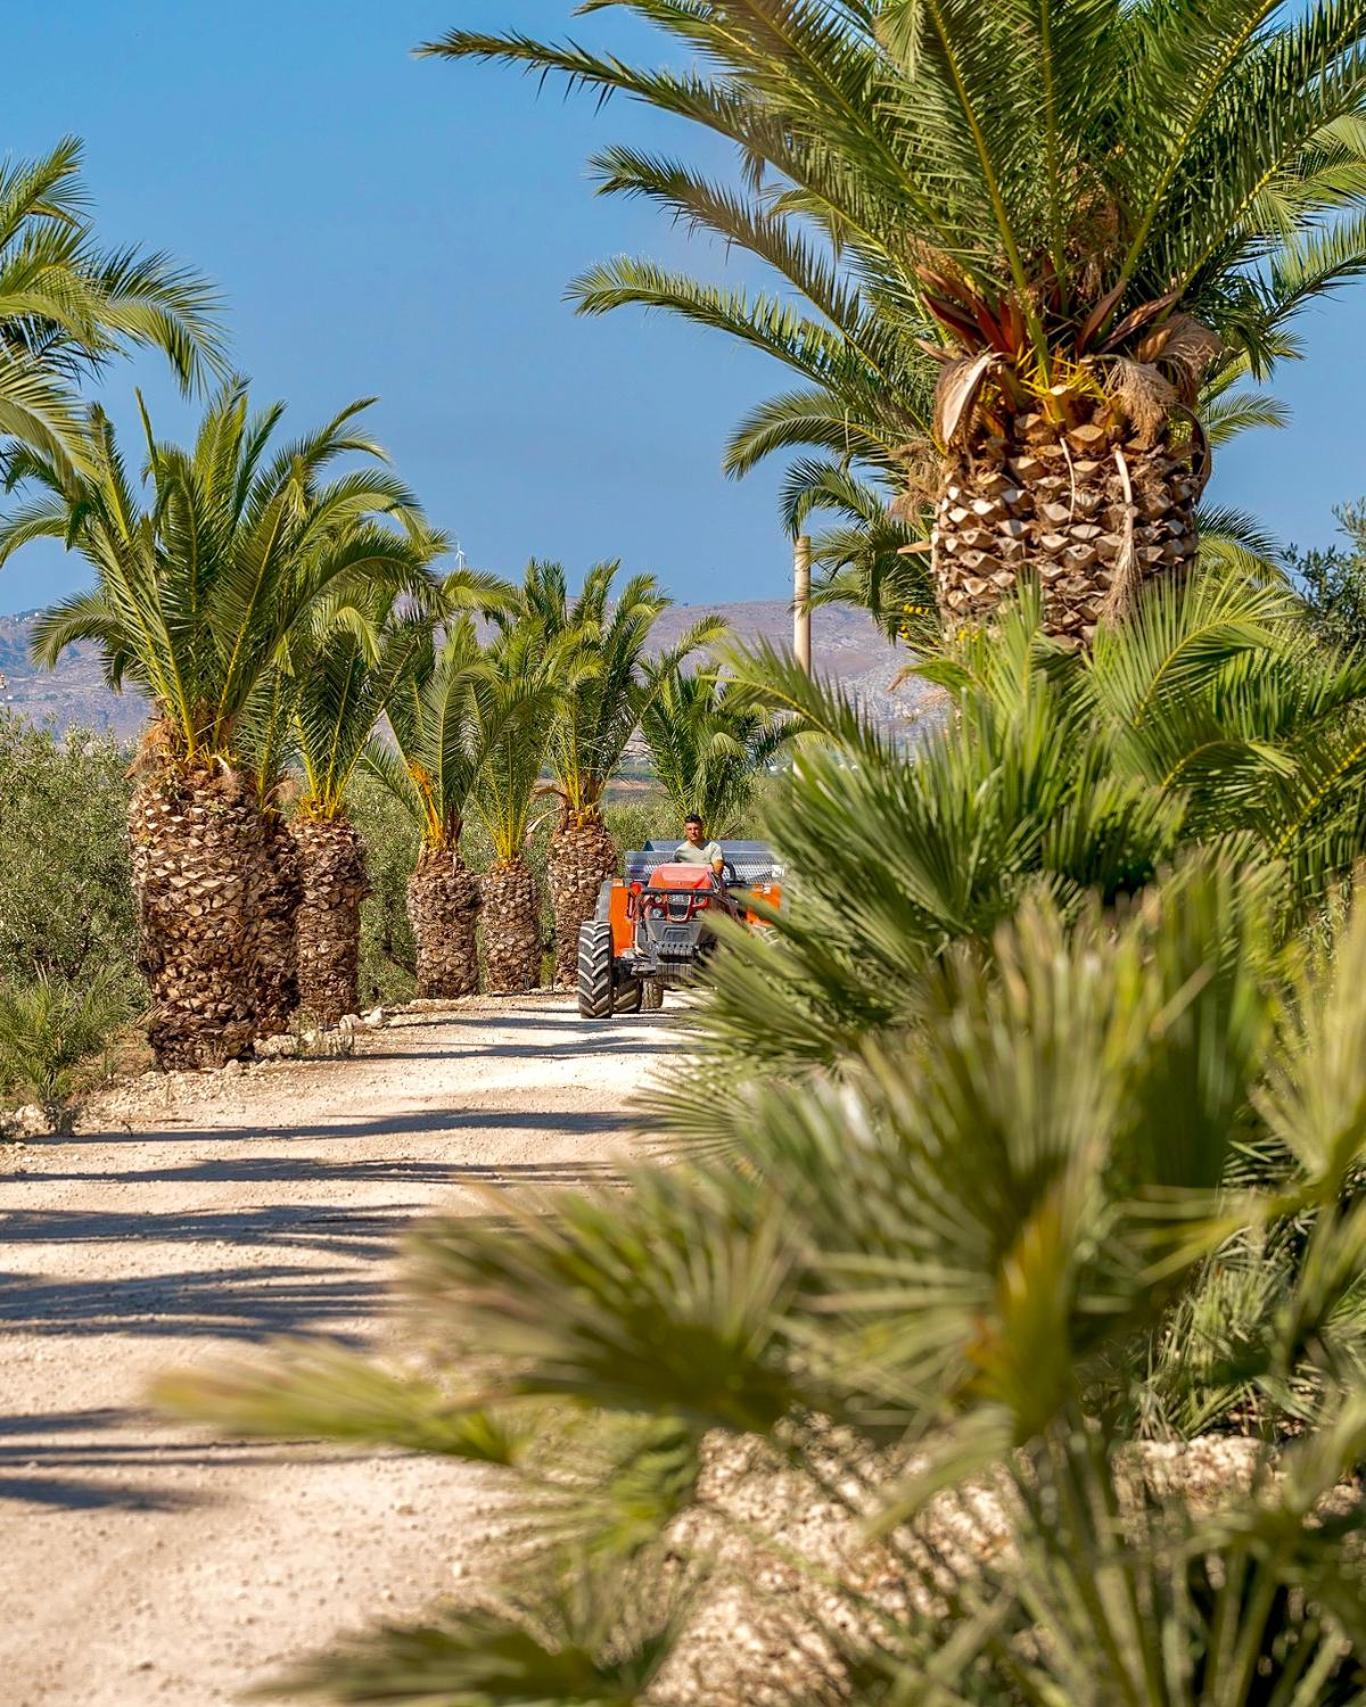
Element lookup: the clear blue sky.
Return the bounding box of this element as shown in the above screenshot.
[2,1,1363,616]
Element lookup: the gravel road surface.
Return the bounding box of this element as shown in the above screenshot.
[1,996,673,1705]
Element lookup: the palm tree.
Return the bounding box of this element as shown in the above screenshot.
[289,593,441,1027]
[639,662,790,839]
[0,137,224,476]
[473,616,574,994]
[429,5,1366,640]
[514,560,725,986]
[364,616,498,1001]
[0,385,436,1068]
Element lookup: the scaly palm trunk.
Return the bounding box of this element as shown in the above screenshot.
[253,808,301,1037]
[128,751,271,1070]
[547,810,618,987]
[480,856,542,994]
[932,403,1199,644]
[407,846,482,999]
[292,816,370,1026]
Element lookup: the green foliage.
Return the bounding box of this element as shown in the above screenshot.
[1,382,441,769]
[264,1564,693,1706]
[346,771,419,1007]
[427,2,1366,616]
[674,572,1366,1093]
[365,611,509,853]
[639,662,793,838]
[1286,499,1366,652]
[292,593,441,821]
[0,136,225,478]
[0,968,126,1118]
[0,716,139,995]
[513,559,723,818]
[167,847,1366,1703]
[474,601,580,864]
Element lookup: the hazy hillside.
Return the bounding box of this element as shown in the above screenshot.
[0,598,941,741]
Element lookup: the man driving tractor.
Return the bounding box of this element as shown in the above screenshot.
[673,813,725,875]
[578,825,783,1017]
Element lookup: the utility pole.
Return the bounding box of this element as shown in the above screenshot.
[793,534,812,675]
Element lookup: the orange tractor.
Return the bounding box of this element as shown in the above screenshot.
[576,840,784,1017]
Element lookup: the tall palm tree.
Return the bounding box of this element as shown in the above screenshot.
[363,616,500,1001]
[289,593,441,1027]
[473,616,575,994]
[0,385,436,1068]
[514,560,725,985]
[0,137,225,476]
[429,4,1366,641]
[640,662,791,839]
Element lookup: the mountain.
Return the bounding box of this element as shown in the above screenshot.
[0,610,148,740]
[0,599,942,741]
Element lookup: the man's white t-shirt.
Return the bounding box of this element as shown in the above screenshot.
[674,839,723,866]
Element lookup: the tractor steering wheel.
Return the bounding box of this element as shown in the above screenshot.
[720,859,739,887]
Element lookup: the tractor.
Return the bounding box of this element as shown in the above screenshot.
[576,840,783,1018]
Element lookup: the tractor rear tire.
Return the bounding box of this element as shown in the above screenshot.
[642,980,665,1012]
[577,921,615,1019]
[613,979,643,1015]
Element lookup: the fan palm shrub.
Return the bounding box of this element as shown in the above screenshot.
[0,136,224,476]
[515,560,725,985]
[164,848,1366,1702]
[0,969,125,1133]
[0,385,437,1068]
[430,2,1366,640]
[655,572,1366,1104]
[640,660,791,838]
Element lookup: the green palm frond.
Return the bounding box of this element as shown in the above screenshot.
[3,386,442,767]
[430,0,1366,638]
[639,658,795,837]
[0,137,226,476]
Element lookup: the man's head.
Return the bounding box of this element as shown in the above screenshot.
[683,814,705,846]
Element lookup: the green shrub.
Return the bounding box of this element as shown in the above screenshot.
[346,772,421,1006]
[0,716,140,998]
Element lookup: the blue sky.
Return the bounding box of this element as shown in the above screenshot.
[2,1,1363,616]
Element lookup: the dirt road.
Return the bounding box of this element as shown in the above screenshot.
[0,997,675,1706]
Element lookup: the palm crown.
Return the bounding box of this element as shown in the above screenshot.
[640,661,791,837]
[0,136,225,475]
[433,1,1366,416]
[430,4,1366,636]
[0,384,438,766]
[514,558,728,820]
[366,614,503,850]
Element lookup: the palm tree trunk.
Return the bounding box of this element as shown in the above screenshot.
[253,808,301,1037]
[407,846,482,999]
[480,856,542,994]
[128,758,270,1071]
[292,816,370,1027]
[932,407,1199,643]
[548,811,618,987]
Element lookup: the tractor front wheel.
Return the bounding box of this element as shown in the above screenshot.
[642,980,665,1012]
[577,921,617,1019]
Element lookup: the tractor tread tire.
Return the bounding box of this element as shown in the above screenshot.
[577,921,616,1019]
[642,980,665,1012]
